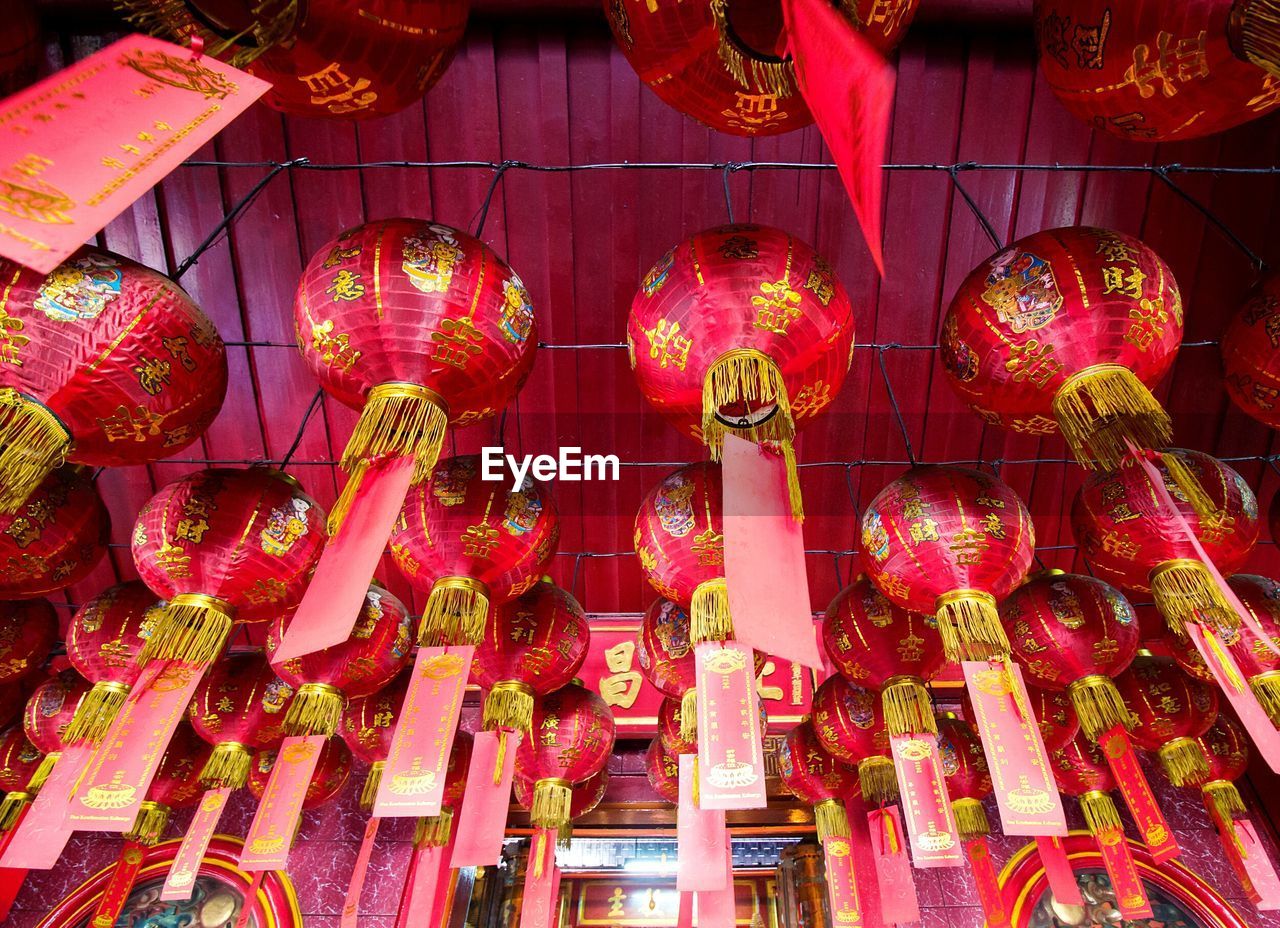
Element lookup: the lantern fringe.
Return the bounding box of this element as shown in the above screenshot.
[124,801,171,847]
[0,389,71,514]
[0,792,31,831]
[494,729,509,785]
[1236,0,1280,78]
[115,0,298,67]
[953,798,991,842]
[283,683,345,738]
[709,0,797,96]
[63,681,131,746]
[420,577,489,647]
[1158,737,1211,787]
[691,578,733,645]
[416,808,454,848]
[1051,364,1171,471]
[1204,780,1247,824]
[1160,452,1217,522]
[138,593,235,666]
[1150,560,1238,638]
[934,590,1010,663]
[1067,675,1134,741]
[1204,628,1249,694]
[679,689,699,743]
[530,779,573,830]
[360,761,385,813]
[882,677,936,737]
[1250,671,1280,725]
[200,742,252,790]
[1080,791,1123,837]
[813,799,851,843]
[27,752,59,793]
[483,682,536,736]
[557,823,574,849]
[857,756,898,805]
[701,348,803,521]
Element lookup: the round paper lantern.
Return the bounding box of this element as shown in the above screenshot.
[637,596,697,725]
[937,715,993,841]
[268,582,414,737]
[473,579,589,735]
[515,683,616,831]
[515,768,609,847]
[125,722,209,846]
[1049,735,1124,839]
[1181,715,1250,826]
[606,1,917,136]
[0,722,42,829]
[627,224,856,516]
[62,581,158,745]
[1024,685,1081,754]
[1114,655,1219,786]
[861,465,1035,662]
[390,454,558,647]
[658,696,696,757]
[0,598,55,683]
[120,1,469,120]
[1072,449,1259,637]
[822,575,945,738]
[133,467,327,665]
[0,466,108,599]
[942,226,1181,470]
[811,675,896,805]
[1000,571,1139,741]
[645,736,680,804]
[779,721,859,842]
[22,668,89,789]
[416,729,474,847]
[1209,574,1280,723]
[0,248,226,511]
[1033,0,1280,142]
[339,667,409,810]
[189,652,295,790]
[1223,272,1280,428]
[248,736,353,810]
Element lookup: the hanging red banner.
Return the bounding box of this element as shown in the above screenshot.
[677,753,728,892]
[1034,836,1084,907]
[965,838,1013,928]
[1094,828,1153,920]
[88,842,148,928]
[866,807,921,924]
[240,735,325,870]
[1096,725,1179,862]
[695,641,768,810]
[161,787,229,900]
[823,836,865,928]
[888,733,963,867]
[451,730,519,868]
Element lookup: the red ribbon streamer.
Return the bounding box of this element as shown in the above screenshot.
[1096,725,1179,862]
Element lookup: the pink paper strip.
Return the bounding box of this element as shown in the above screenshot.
[0,35,271,273]
[962,661,1067,836]
[273,456,415,661]
[518,829,559,928]
[722,435,823,670]
[400,844,445,928]
[844,798,887,928]
[425,842,458,928]
[677,753,728,892]
[694,836,736,928]
[823,836,865,928]
[240,735,326,870]
[0,742,93,869]
[1186,623,1280,772]
[161,787,229,900]
[1237,819,1280,910]
[450,730,519,868]
[339,817,381,928]
[888,732,964,867]
[70,661,204,832]
[677,891,694,928]
[695,641,768,810]
[234,871,265,928]
[867,807,921,924]
[1097,726,1178,862]
[374,646,472,817]
[1035,836,1084,907]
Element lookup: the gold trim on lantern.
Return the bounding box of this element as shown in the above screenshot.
[421,576,490,647]
[416,807,454,848]
[484,680,536,735]
[0,791,31,831]
[283,682,345,738]
[27,751,59,793]
[138,593,235,667]
[708,0,797,97]
[934,590,1010,663]
[0,389,72,514]
[530,777,573,830]
[63,681,132,746]
[124,800,172,847]
[1066,675,1134,741]
[679,689,699,743]
[1231,0,1280,77]
[360,760,386,813]
[1203,779,1247,824]
[200,741,253,790]
[1051,363,1171,471]
[858,756,898,805]
[1157,736,1211,787]
[881,675,936,737]
[1149,559,1238,638]
[1250,669,1280,725]
[691,577,734,645]
[953,797,990,842]
[813,798,851,842]
[1079,790,1122,837]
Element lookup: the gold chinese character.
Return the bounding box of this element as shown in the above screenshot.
[0,308,28,364]
[162,335,197,372]
[1005,340,1061,387]
[949,527,989,565]
[431,318,484,369]
[642,318,692,371]
[297,63,378,115]
[98,404,164,442]
[155,543,192,579]
[1101,265,1147,300]
[752,279,802,334]
[909,519,939,544]
[461,523,499,558]
[326,269,365,302]
[756,660,784,701]
[1125,298,1168,351]
[1125,31,1209,98]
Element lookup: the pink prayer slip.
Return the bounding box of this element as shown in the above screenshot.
[519,828,559,928]
[450,729,519,867]
[240,735,326,870]
[866,807,920,925]
[888,732,963,867]
[676,753,728,892]
[234,872,266,928]
[694,836,736,928]
[695,641,768,810]
[1035,836,1084,907]
[1236,818,1280,910]
[161,787,230,900]
[0,741,94,869]
[823,836,865,928]
[339,817,381,928]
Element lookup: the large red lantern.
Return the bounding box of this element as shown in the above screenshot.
[627,225,856,517]
[0,598,55,683]
[936,715,993,842]
[189,653,295,790]
[1000,571,1140,741]
[0,722,42,829]
[822,575,945,738]
[1114,656,1219,786]
[0,248,227,511]
[133,467,327,665]
[390,454,558,647]
[339,668,409,810]
[515,768,609,847]
[942,227,1181,471]
[1033,0,1280,142]
[645,736,680,805]
[1024,685,1081,754]
[860,465,1035,662]
[123,2,469,120]
[606,1,917,136]
[636,597,698,741]
[22,668,89,789]
[779,721,859,842]
[125,721,209,846]
[0,466,108,599]
[473,580,589,735]
[268,582,414,737]
[515,683,616,831]
[1071,449,1260,638]
[1180,715,1251,828]
[658,697,696,757]
[1222,272,1280,428]
[811,675,896,805]
[248,736,353,810]
[63,581,158,745]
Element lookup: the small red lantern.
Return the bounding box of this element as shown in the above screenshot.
[1222,272,1280,428]
[0,248,227,511]
[268,582,414,737]
[936,715,993,841]
[811,675,896,805]
[1071,449,1260,638]
[391,454,558,647]
[658,697,696,757]
[1033,0,1280,142]
[861,465,1035,662]
[514,683,616,831]
[779,721,859,842]
[63,581,159,745]
[0,466,108,599]
[0,598,55,683]
[515,768,609,847]
[0,722,43,829]
[189,652,296,790]
[628,225,855,517]
[1024,685,1081,754]
[1000,571,1140,741]
[339,668,409,810]
[473,580,589,736]
[22,668,89,789]
[248,736,353,810]
[133,467,327,665]
[1207,574,1280,724]
[1180,715,1251,829]
[637,597,699,742]
[1049,735,1125,841]
[124,721,210,846]
[1114,656,1219,786]
[645,737,680,805]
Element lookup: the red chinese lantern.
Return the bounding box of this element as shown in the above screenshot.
[22,668,89,789]
[860,465,1035,662]
[936,715,993,842]
[515,768,609,847]
[0,248,227,511]
[1024,685,1081,754]
[627,225,856,517]
[1114,655,1219,786]
[122,2,469,120]
[1049,735,1126,842]
[1000,571,1140,741]
[339,667,409,810]
[0,466,108,599]
[125,721,210,846]
[822,575,945,739]
[645,736,680,805]
[779,721,859,841]
[1180,715,1251,828]
[1222,272,1280,428]
[1033,0,1280,142]
[1071,449,1260,638]
[133,467,327,665]
[268,582,414,737]
[189,652,295,790]
[810,675,897,805]
[62,581,159,745]
[942,226,1182,471]
[658,697,696,757]
[514,683,616,831]
[390,454,558,647]
[473,579,589,736]
[248,736,354,809]
[0,598,55,683]
[1207,574,1280,723]
[606,1,917,135]
[637,597,699,740]
[0,722,42,829]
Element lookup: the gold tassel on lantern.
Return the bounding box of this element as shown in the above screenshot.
[882,677,936,737]
[1067,675,1134,741]
[813,799,851,842]
[283,683,345,738]
[138,593,235,666]
[1157,738,1211,787]
[1079,790,1123,837]
[63,681,132,746]
[1203,780,1247,825]
[200,742,253,790]
[953,798,991,842]
[708,0,797,97]
[934,590,1011,663]
[124,801,172,847]
[691,578,734,645]
[360,761,386,813]
[0,791,31,831]
[421,576,489,647]
[416,808,455,848]
[0,389,72,514]
[27,751,59,792]
[857,756,898,805]
[1250,670,1280,725]
[1051,364,1171,471]
[557,822,574,850]
[1160,453,1217,522]
[1150,560,1238,638]
[1234,0,1280,77]
[530,778,573,831]
[680,689,699,743]
[484,681,536,735]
